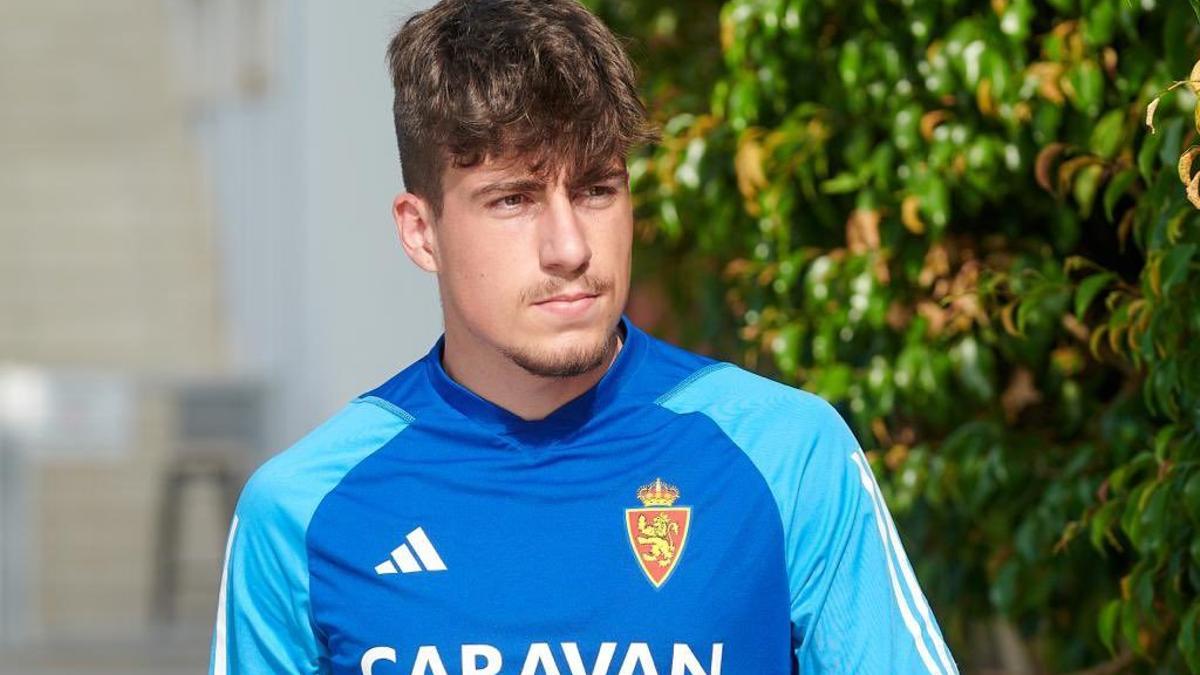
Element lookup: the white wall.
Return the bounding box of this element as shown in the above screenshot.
[0,0,228,638]
[200,0,439,451]
[298,0,441,433]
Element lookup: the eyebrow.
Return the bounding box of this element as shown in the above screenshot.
[567,166,629,190]
[470,178,547,203]
[469,167,630,203]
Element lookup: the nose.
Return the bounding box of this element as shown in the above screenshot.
[538,191,591,275]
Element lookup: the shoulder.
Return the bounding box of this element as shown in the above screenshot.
[657,362,853,446]
[216,401,412,669]
[656,362,863,497]
[235,396,415,531]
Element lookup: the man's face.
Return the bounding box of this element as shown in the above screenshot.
[430,155,633,378]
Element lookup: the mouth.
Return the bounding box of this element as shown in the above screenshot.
[533,291,602,317]
[536,292,599,304]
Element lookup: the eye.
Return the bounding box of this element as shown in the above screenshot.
[489,193,529,210]
[579,184,619,205]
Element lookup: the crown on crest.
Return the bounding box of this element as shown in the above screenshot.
[636,478,681,507]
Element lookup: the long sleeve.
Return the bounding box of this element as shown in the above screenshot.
[208,473,328,675]
[657,361,959,673]
[787,410,958,673]
[208,398,412,675]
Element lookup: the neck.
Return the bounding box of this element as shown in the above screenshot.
[440,322,625,421]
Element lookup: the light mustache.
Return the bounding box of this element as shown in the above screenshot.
[527,276,612,304]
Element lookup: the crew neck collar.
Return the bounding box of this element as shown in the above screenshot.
[423,314,646,446]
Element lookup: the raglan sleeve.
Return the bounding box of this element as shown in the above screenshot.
[208,467,329,675]
[787,396,958,674]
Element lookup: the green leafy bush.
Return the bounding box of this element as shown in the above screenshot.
[589,0,1200,670]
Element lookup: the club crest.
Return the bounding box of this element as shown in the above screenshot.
[625,478,691,588]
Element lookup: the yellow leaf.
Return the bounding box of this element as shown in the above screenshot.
[1108,323,1124,355]
[1190,58,1200,95]
[1189,171,1200,210]
[1057,156,1098,197]
[720,14,735,53]
[1051,346,1084,376]
[977,79,995,117]
[1001,302,1021,336]
[1146,96,1161,134]
[1089,325,1108,359]
[1148,254,1163,298]
[735,130,769,209]
[918,243,949,287]
[1178,145,1200,185]
[1127,318,1142,353]
[920,110,951,142]
[1001,367,1042,422]
[1029,62,1066,105]
[846,209,882,254]
[1126,299,1146,321]
[885,444,910,471]
[1103,48,1118,79]
[901,195,926,235]
[1117,209,1135,252]
[1035,143,1069,193]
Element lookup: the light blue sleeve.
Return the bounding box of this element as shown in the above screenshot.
[208,398,412,675]
[659,364,958,674]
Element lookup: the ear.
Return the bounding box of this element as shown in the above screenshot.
[393,192,439,273]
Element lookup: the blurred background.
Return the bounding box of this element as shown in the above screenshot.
[0,0,438,672]
[2,0,1199,673]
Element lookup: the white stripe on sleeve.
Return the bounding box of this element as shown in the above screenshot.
[213,514,240,675]
[870,468,958,674]
[849,451,942,675]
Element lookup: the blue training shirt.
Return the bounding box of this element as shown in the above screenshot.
[209,315,958,674]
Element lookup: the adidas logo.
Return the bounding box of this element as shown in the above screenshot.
[374,526,447,575]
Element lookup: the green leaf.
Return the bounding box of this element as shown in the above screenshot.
[1076,272,1116,319]
[1073,164,1104,219]
[1103,168,1137,221]
[1090,109,1126,160]
[1153,424,1179,461]
[1191,0,1200,26]
[1111,452,1156,493]
[1139,125,1166,181]
[1159,118,1187,170]
[1136,485,1169,554]
[1121,590,1144,654]
[1184,471,1200,522]
[772,323,803,377]
[1083,0,1117,46]
[989,561,1020,612]
[1099,599,1121,654]
[820,172,862,194]
[838,40,863,87]
[1068,61,1105,117]
[1181,604,1200,673]
[1160,243,1197,296]
[1090,500,1121,551]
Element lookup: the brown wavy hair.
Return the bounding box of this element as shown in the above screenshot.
[386,0,659,215]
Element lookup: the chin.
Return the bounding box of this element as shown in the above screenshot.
[501,322,619,379]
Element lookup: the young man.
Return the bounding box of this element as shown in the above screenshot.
[209,1,958,673]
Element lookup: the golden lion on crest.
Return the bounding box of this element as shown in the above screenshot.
[635,513,679,568]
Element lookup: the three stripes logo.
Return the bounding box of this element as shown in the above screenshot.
[374,526,447,575]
